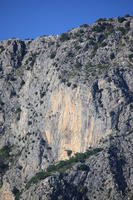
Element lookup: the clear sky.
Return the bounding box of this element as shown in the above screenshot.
[0,0,133,40]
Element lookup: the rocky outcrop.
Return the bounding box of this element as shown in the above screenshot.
[21,129,133,200]
[0,15,133,199]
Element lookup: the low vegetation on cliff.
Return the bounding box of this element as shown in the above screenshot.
[26,147,102,189]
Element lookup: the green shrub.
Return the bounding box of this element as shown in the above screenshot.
[40,90,46,98]
[50,52,56,59]
[26,147,103,189]
[28,121,32,126]
[79,29,84,34]
[118,17,126,23]
[65,149,72,157]
[47,164,57,172]
[96,18,107,22]
[72,84,77,89]
[125,21,130,29]
[16,107,21,113]
[26,171,51,189]
[67,82,71,87]
[85,62,93,71]
[108,18,113,21]
[125,14,130,18]
[93,22,114,35]
[0,146,11,174]
[0,66,2,72]
[80,24,89,28]
[10,89,16,98]
[117,27,126,34]
[88,38,95,45]
[101,42,107,47]
[15,107,21,121]
[75,45,81,50]
[96,63,108,70]
[12,187,20,200]
[110,53,115,60]
[129,54,133,61]
[79,186,88,194]
[0,97,4,106]
[61,78,66,83]
[0,46,5,53]
[105,24,114,35]
[8,73,16,82]
[67,51,74,58]
[75,62,82,70]
[77,164,89,171]
[0,162,8,173]
[20,79,25,87]
[91,44,98,57]
[15,66,24,77]
[98,34,105,43]
[92,24,106,32]
[130,48,133,52]
[79,36,83,43]
[60,33,70,42]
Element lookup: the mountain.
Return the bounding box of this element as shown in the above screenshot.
[0,15,133,200]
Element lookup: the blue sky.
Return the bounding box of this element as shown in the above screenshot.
[0,0,133,40]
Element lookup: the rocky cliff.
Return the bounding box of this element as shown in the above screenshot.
[0,15,133,199]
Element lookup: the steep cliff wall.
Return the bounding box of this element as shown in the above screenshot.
[0,15,133,199]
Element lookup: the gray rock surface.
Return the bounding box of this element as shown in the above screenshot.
[0,15,133,199]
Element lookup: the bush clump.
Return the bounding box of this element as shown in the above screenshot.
[96,18,107,22]
[20,79,25,88]
[98,34,105,43]
[93,22,113,34]
[125,14,130,18]
[15,107,21,121]
[10,89,17,98]
[60,33,70,42]
[65,149,72,157]
[117,27,126,34]
[0,46,5,53]
[0,146,11,174]
[77,164,89,171]
[26,171,51,189]
[67,51,74,58]
[80,24,89,28]
[92,24,106,32]
[129,54,133,61]
[101,42,107,47]
[88,38,95,46]
[75,62,82,70]
[12,187,21,200]
[67,82,71,87]
[50,52,56,59]
[110,53,115,60]
[118,17,126,23]
[26,147,103,189]
[125,21,130,29]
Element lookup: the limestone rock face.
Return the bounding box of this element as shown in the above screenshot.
[21,129,133,200]
[0,16,133,199]
[0,182,15,200]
